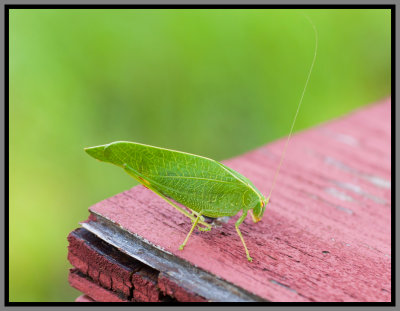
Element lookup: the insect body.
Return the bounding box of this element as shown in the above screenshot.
[85,141,268,261]
[85,15,317,262]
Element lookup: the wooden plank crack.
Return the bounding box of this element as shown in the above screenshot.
[81,213,265,302]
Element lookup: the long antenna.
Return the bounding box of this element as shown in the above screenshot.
[267,14,318,201]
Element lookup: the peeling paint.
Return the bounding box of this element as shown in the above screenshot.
[324,156,391,189]
[332,181,387,205]
[364,175,391,190]
[335,133,359,146]
[270,280,297,293]
[321,129,359,146]
[334,205,354,215]
[325,187,354,202]
[308,193,353,215]
[82,215,264,302]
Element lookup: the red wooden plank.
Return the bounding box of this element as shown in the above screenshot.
[67,228,138,298]
[68,227,203,302]
[158,273,206,302]
[69,269,128,302]
[75,295,95,302]
[83,99,391,302]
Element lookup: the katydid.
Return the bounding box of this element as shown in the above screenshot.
[85,17,317,262]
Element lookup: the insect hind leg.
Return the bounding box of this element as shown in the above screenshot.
[179,212,203,250]
[190,211,212,231]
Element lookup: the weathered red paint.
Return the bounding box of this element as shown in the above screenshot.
[69,99,390,302]
[68,228,188,302]
[68,229,137,297]
[158,273,207,302]
[84,99,391,302]
[69,269,128,302]
[75,295,95,302]
[132,268,161,302]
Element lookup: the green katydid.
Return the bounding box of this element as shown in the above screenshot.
[85,16,317,262]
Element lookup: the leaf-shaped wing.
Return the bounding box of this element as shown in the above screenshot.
[85,141,260,217]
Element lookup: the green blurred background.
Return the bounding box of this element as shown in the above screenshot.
[9,8,390,302]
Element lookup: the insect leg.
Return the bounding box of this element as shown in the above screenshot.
[191,210,206,222]
[197,224,211,232]
[235,210,253,262]
[123,164,212,230]
[179,213,202,251]
[190,210,211,231]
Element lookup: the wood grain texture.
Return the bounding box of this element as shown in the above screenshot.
[68,227,203,302]
[84,99,391,302]
[68,228,140,299]
[69,269,129,302]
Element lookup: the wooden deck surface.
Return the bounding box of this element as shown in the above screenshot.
[71,99,391,302]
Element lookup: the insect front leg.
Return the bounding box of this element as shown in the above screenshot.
[235,210,253,262]
[179,212,202,250]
